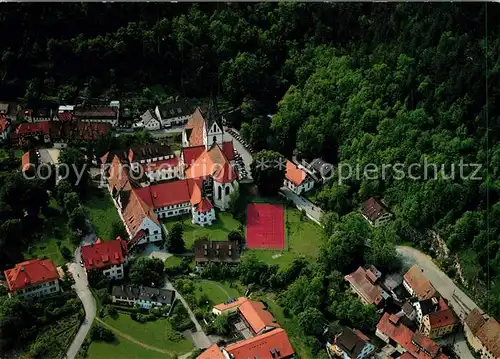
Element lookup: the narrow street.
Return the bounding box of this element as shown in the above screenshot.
[163,279,212,349]
[280,186,324,225]
[65,234,97,359]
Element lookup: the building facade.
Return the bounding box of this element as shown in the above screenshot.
[111,285,175,310]
[4,259,60,299]
[81,237,128,280]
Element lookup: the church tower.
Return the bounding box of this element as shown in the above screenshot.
[204,98,224,150]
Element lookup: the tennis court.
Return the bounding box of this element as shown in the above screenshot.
[246,203,285,249]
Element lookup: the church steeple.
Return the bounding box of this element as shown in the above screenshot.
[204,96,224,149]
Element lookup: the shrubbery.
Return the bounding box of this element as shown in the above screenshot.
[90,324,116,342]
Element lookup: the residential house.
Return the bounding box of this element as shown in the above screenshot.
[376,313,448,359]
[192,197,216,226]
[15,122,51,145]
[198,328,295,359]
[0,101,20,120]
[284,160,315,195]
[212,297,248,316]
[421,308,458,339]
[238,299,280,336]
[133,109,161,131]
[155,101,192,128]
[74,101,120,126]
[194,239,240,266]
[0,115,11,141]
[80,237,128,280]
[361,197,393,227]
[464,308,500,359]
[4,259,60,299]
[327,328,376,359]
[24,107,57,122]
[111,285,175,310]
[308,157,333,181]
[344,266,389,308]
[414,297,440,325]
[403,265,437,300]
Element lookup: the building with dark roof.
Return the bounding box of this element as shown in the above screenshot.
[194,239,240,265]
[327,328,375,359]
[361,197,393,227]
[111,285,175,310]
[308,157,333,181]
[154,100,192,127]
[464,308,500,359]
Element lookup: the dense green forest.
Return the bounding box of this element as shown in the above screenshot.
[0,3,499,319]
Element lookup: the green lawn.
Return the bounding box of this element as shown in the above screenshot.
[264,294,314,359]
[165,255,183,269]
[83,190,122,241]
[23,199,75,266]
[194,279,245,305]
[164,212,242,250]
[98,313,193,357]
[87,339,169,359]
[244,208,323,269]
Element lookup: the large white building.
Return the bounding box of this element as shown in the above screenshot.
[104,100,239,247]
[4,259,60,299]
[80,237,128,280]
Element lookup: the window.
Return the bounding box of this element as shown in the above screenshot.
[154,230,158,234]
[218,186,222,200]
[225,186,230,195]
[117,269,122,274]
[213,136,217,143]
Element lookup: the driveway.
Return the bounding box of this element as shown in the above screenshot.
[66,234,97,359]
[280,186,324,225]
[396,246,478,358]
[163,279,212,349]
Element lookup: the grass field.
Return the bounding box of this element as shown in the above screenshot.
[264,294,314,359]
[193,279,245,305]
[86,313,194,359]
[244,208,323,268]
[23,199,75,266]
[164,212,241,250]
[83,190,122,241]
[164,255,183,269]
[87,339,169,359]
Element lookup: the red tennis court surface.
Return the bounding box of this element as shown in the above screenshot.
[246,203,285,249]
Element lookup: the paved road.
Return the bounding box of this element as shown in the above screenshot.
[164,279,212,349]
[66,234,97,359]
[280,186,324,225]
[397,246,478,358]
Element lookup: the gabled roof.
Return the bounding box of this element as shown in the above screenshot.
[224,328,294,359]
[184,108,205,146]
[140,109,159,126]
[16,122,49,135]
[81,237,128,271]
[213,297,248,312]
[121,181,160,237]
[74,106,118,119]
[4,259,59,291]
[238,300,279,334]
[427,309,457,328]
[196,198,214,213]
[204,98,223,134]
[111,285,175,306]
[412,332,440,357]
[134,178,203,208]
[335,328,372,359]
[194,240,240,264]
[403,265,437,300]
[362,197,391,222]
[344,266,385,306]
[57,112,74,122]
[182,145,206,167]
[185,143,236,183]
[222,141,235,161]
[285,160,310,186]
[128,144,174,163]
[465,309,500,358]
[197,344,225,359]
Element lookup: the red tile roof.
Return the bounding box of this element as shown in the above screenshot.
[224,328,294,359]
[403,265,437,300]
[285,160,309,186]
[376,313,444,359]
[81,238,128,271]
[16,122,49,135]
[412,332,440,357]
[182,145,206,167]
[213,297,248,312]
[57,112,74,122]
[22,151,32,172]
[196,198,214,213]
[345,266,385,305]
[222,141,235,161]
[143,157,179,172]
[185,143,236,183]
[75,106,117,119]
[238,300,279,334]
[427,309,457,328]
[185,108,206,146]
[134,178,203,208]
[466,309,500,358]
[4,259,59,291]
[214,161,237,183]
[197,344,225,359]
[362,197,390,222]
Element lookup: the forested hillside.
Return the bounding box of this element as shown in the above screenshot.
[0,3,499,318]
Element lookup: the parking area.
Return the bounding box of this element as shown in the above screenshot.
[224,127,254,181]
